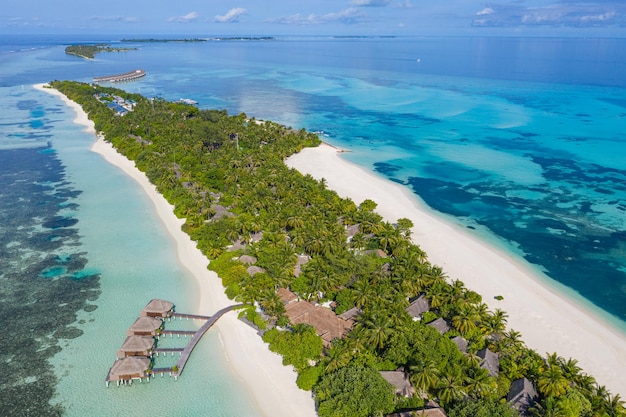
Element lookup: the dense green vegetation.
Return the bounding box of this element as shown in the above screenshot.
[65,44,137,59]
[49,80,625,417]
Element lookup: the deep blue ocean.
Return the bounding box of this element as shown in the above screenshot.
[1,34,625,415]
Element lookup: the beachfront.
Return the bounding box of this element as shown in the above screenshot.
[285,143,626,397]
[35,80,625,410]
[34,83,318,417]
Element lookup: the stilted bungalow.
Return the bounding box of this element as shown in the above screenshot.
[116,336,155,359]
[141,299,174,318]
[106,357,151,387]
[126,316,163,337]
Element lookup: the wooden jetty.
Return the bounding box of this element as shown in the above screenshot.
[93,69,146,83]
[105,299,241,387]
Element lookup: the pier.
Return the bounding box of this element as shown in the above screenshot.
[105,299,241,387]
[93,69,146,83]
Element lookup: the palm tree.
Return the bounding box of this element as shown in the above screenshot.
[538,365,569,398]
[357,311,394,350]
[465,367,496,399]
[530,397,568,417]
[436,371,467,406]
[410,361,440,397]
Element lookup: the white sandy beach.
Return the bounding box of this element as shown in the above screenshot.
[286,143,626,396]
[34,83,317,417]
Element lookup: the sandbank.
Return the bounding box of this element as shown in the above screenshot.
[34,83,317,417]
[285,142,626,396]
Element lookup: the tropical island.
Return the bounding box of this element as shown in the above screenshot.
[64,44,137,59]
[47,80,625,417]
[120,38,207,43]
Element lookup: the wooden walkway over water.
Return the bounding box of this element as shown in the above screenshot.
[105,301,241,386]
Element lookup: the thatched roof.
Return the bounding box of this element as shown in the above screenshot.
[477,348,500,377]
[507,377,538,416]
[362,249,388,258]
[246,265,265,276]
[406,295,430,318]
[210,204,234,220]
[346,224,360,238]
[388,407,447,417]
[250,231,264,243]
[451,336,468,353]
[127,316,163,336]
[284,300,353,346]
[427,318,450,335]
[108,357,151,381]
[117,336,155,358]
[141,299,174,318]
[227,240,246,252]
[338,307,361,321]
[238,255,257,265]
[380,370,415,397]
[277,288,298,304]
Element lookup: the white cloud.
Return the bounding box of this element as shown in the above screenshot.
[167,11,198,23]
[476,8,494,16]
[90,16,138,23]
[396,0,413,9]
[214,8,247,23]
[266,8,364,25]
[351,0,390,6]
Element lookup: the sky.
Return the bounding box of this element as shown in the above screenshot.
[2,0,625,37]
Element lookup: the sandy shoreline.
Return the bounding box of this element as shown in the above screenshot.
[285,142,626,396]
[34,83,317,417]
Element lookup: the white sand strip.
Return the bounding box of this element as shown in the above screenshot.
[34,83,317,417]
[286,143,626,396]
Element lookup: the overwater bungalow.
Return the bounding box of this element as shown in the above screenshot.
[126,316,163,336]
[116,336,155,359]
[141,299,174,318]
[106,356,151,386]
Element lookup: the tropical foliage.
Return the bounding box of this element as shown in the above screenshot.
[49,81,626,417]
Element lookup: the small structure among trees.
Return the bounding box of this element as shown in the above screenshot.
[477,348,500,377]
[406,295,430,319]
[380,370,415,397]
[507,377,538,416]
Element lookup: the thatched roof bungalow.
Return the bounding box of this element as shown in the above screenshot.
[427,318,450,335]
[406,295,430,319]
[293,255,310,277]
[451,336,468,353]
[116,336,155,359]
[246,265,265,276]
[477,348,500,377]
[126,316,163,337]
[380,370,415,397]
[140,299,174,318]
[507,377,538,416]
[283,300,354,346]
[238,255,257,265]
[338,307,361,321]
[107,357,151,383]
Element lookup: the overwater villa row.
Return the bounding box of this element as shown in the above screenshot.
[105,299,238,387]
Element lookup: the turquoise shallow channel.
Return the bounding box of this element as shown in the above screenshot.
[0,34,625,415]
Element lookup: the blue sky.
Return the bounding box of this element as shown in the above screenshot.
[2,0,625,36]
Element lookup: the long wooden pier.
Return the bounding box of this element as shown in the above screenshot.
[173,304,240,377]
[93,69,146,83]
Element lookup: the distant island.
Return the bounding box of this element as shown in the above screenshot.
[120,38,207,43]
[65,44,137,59]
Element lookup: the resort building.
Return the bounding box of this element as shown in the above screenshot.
[406,295,430,319]
[141,299,174,318]
[477,348,500,377]
[427,317,451,335]
[106,356,151,386]
[126,316,163,337]
[116,336,155,359]
[380,370,415,397]
[507,377,539,416]
[451,336,469,353]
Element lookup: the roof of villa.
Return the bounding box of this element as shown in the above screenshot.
[427,318,450,335]
[108,357,151,381]
[141,299,174,317]
[238,255,257,265]
[477,348,500,377]
[451,336,469,353]
[406,295,430,318]
[127,316,163,336]
[380,370,415,397]
[507,377,539,416]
